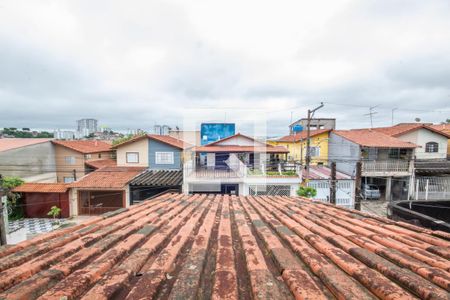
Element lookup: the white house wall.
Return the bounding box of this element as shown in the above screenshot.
[397,129,447,160]
[215,135,265,146]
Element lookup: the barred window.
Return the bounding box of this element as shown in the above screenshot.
[425,142,438,153]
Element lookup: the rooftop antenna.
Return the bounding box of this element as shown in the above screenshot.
[364,105,379,128]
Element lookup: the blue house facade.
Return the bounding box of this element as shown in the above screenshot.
[148,139,182,170]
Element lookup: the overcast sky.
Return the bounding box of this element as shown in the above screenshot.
[1,0,450,136]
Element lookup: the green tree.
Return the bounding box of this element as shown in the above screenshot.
[112,133,145,146]
[296,186,317,198]
[0,176,25,219]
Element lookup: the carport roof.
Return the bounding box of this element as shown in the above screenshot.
[129,169,183,186]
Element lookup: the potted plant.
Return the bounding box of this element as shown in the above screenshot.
[47,206,62,228]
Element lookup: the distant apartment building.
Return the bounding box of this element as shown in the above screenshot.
[54,130,75,140]
[289,118,336,134]
[0,138,56,182]
[154,125,171,135]
[77,118,98,136]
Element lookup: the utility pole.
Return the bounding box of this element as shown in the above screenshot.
[391,108,398,126]
[364,105,379,128]
[354,161,362,211]
[305,102,324,182]
[330,162,336,205]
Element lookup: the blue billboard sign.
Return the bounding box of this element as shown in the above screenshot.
[200,123,235,145]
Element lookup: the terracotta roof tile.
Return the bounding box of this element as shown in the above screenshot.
[52,140,112,154]
[1,194,449,299]
[333,129,417,148]
[112,134,192,150]
[276,129,330,142]
[373,123,450,138]
[0,138,51,152]
[69,166,145,189]
[13,183,69,193]
[84,159,117,169]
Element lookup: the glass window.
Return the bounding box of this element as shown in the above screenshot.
[63,177,74,183]
[126,152,139,163]
[65,156,76,165]
[309,146,320,157]
[156,152,174,164]
[425,142,438,153]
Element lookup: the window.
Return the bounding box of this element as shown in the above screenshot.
[85,154,91,159]
[65,156,76,165]
[126,152,139,163]
[425,142,439,153]
[309,146,320,157]
[63,177,74,183]
[98,153,102,158]
[156,152,174,164]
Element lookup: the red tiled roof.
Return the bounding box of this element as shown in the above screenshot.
[194,145,289,153]
[52,140,112,154]
[0,138,51,152]
[333,129,417,148]
[70,166,145,189]
[276,129,330,142]
[0,194,449,299]
[205,133,267,146]
[430,124,450,134]
[373,123,450,138]
[112,134,192,150]
[196,133,288,152]
[13,183,69,193]
[85,159,117,169]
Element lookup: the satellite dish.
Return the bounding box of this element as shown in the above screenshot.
[415,118,421,122]
[292,124,304,133]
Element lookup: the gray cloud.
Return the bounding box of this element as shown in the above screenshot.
[0,0,449,136]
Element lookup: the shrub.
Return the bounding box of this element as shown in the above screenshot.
[297,186,317,198]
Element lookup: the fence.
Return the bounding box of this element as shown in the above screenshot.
[414,176,450,200]
[362,160,410,173]
[307,180,354,209]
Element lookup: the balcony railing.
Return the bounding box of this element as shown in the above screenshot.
[362,160,411,174]
[184,161,301,179]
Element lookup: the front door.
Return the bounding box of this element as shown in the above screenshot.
[221,184,239,195]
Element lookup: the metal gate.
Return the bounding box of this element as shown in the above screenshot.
[414,176,450,200]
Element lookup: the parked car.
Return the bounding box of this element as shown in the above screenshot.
[362,184,381,200]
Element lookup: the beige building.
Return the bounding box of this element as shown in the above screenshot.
[52,140,115,183]
[169,130,201,146]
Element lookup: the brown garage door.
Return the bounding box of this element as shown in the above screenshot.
[78,190,124,215]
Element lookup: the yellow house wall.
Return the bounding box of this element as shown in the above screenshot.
[268,131,329,164]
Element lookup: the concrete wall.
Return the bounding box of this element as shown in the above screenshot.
[398,129,447,160]
[149,139,182,170]
[328,132,360,176]
[0,141,56,182]
[116,138,149,167]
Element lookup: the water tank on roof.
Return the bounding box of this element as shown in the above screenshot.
[292,124,303,133]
